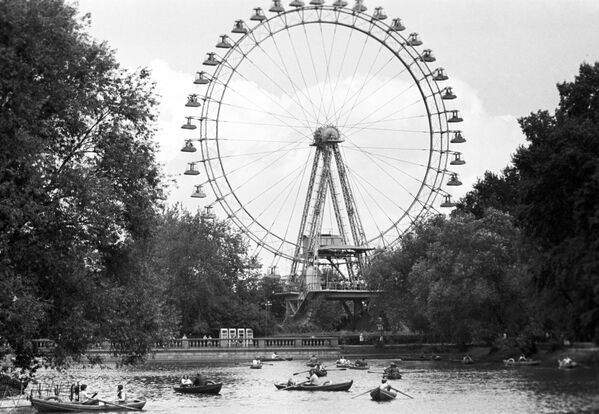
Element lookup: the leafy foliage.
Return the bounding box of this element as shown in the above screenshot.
[152,206,266,336]
[365,211,532,345]
[0,0,170,364]
[512,62,599,342]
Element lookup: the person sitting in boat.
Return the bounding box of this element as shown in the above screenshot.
[462,355,473,363]
[78,384,97,404]
[252,359,262,367]
[287,377,296,386]
[271,352,279,360]
[116,384,126,402]
[193,373,207,386]
[384,362,400,376]
[518,354,527,362]
[308,354,318,364]
[336,355,348,365]
[378,379,397,395]
[354,358,367,367]
[307,369,320,386]
[181,375,192,386]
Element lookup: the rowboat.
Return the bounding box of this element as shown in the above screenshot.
[274,380,353,391]
[30,396,146,412]
[370,387,397,401]
[503,359,541,366]
[336,362,351,368]
[347,364,370,370]
[173,382,223,394]
[558,358,578,369]
[384,372,402,380]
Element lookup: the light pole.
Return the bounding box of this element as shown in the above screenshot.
[264,300,272,337]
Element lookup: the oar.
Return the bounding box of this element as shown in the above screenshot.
[326,368,347,371]
[351,387,377,399]
[97,399,141,411]
[390,387,413,399]
[292,369,310,375]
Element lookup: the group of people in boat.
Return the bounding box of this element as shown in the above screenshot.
[180,373,208,386]
[66,383,127,404]
[383,362,401,378]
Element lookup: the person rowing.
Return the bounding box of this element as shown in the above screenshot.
[384,362,401,377]
[378,378,397,395]
[193,372,207,386]
[180,375,192,386]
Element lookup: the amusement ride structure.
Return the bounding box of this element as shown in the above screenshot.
[180,0,466,319]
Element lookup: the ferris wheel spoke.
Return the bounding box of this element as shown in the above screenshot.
[346,165,413,242]
[332,54,397,126]
[350,175,404,245]
[333,63,411,128]
[218,118,309,130]
[332,31,370,127]
[264,36,319,126]
[343,146,432,170]
[247,153,313,249]
[338,40,389,128]
[341,141,427,207]
[325,20,354,123]
[301,23,326,124]
[339,83,420,134]
[320,20,340,123]
[317,20,337,124]
[217,69,314,141]
[284,24,321,128]
[232,52,316,131]
[251,23,318,127]
[217,99,307,125]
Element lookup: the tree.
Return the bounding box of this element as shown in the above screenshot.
[0,0,170,364]
[455,166,520,219]
[513,62,599,342]
[365,211,532,345]
[152,206,263,336]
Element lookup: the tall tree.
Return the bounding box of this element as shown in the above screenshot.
[513,62,599,342]
[152,206,263,336]
[365,211,532,345]
[0,0,169,364]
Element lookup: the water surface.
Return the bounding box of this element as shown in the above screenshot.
[8,358,599,414]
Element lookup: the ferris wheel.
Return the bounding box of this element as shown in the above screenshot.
[181,0,466,276]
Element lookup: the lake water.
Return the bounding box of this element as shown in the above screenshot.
[5,358,599,414]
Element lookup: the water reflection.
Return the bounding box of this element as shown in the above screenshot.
[11,359,599,414]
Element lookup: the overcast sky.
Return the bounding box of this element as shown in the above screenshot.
[75,0,599,269]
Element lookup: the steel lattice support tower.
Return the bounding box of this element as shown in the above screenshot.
[290,126,368,281]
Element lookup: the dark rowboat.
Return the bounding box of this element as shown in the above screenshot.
[173,382,223,394]
[30,397,146,412]
[274,380,353,391]
[370,387,397,401]
[348,364,369,370]
[503,359,541,366]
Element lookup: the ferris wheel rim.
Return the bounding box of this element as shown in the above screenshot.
[197,4,453,261]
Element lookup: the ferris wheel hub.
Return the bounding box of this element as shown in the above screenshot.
[312,125,343,145]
